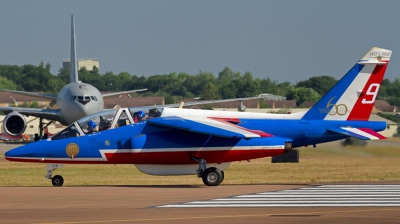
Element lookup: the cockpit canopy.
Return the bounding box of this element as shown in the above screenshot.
[51,107,163,141]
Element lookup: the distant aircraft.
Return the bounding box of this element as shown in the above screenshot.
[0,15,147,137]
[5,47,391,186]
[0,16,264,139]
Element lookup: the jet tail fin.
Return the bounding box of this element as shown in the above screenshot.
[301,47,392,121]
[70,15,79,83]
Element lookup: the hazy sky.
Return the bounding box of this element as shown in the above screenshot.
[1,1,400,83]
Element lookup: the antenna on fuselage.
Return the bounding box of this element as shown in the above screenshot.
[70,15,78,83]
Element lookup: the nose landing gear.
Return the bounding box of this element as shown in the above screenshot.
[45,164,64,187]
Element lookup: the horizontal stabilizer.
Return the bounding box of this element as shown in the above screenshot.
[147,116,271,138]
[328,127,386,140]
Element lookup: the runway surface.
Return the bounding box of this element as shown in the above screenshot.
[1,183,400,224]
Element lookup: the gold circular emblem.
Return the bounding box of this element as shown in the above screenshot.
[328,105,338,115]
[336,104,348,116]
[66,143,79,159]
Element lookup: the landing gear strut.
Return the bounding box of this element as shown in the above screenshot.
[45,164,64,186]
[35,118,55,141]
[191,157,224,186]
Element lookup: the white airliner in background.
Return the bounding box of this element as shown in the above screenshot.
[0,16,146,137]
[0,15,263,138]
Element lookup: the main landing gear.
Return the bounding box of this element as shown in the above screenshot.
[192,157,224,186]
[45,164,64,186]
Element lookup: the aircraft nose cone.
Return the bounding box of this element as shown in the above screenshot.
[5,145,36,159]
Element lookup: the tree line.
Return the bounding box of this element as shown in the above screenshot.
[0,62,400,107]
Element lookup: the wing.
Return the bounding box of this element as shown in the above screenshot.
[163,96,263,108]
[0,89,57,100]
[126,96,265,112]
[147,116,272,138]
[0,107,62,122]
[328,127,386,140]
[102,89,148,98]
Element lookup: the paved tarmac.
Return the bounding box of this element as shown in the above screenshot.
[1,183,400,223]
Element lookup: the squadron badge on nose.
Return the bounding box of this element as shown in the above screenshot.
[66,143,79,159]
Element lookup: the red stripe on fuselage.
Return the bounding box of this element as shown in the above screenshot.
[347,64,388,121]
[6,149,285,164]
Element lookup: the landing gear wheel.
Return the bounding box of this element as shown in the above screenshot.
[202,167,223,186]
[51,175,64,187]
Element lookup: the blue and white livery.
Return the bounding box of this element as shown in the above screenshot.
[5,47,391,186]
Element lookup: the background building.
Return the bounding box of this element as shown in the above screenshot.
[63,58,99,72]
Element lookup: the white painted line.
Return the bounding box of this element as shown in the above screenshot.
[316,185,400,188]
[296,188,400,192]
[237,194,400,198]
[157,184,400,208]
[188,200,400,204]
[258,192,400,195]
[159,204,400,208]
[214,198,400,201]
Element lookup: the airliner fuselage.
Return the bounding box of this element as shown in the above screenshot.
[57,82,104,125]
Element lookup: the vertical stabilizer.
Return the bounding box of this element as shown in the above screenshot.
[70,15,78,83]
[301,47,391,121]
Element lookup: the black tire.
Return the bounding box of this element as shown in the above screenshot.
[202,168,223,186]
[221,171,225,183]
[52,175,64,187]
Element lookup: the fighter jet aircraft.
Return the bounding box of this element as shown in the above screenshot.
[5,47,391,186]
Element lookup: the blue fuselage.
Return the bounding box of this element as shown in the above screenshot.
[5,118,386,165]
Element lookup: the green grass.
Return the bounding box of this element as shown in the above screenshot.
[300,145,400,157]
[1,141,400,186]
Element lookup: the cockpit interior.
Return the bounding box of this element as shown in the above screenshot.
[50,108,162,141]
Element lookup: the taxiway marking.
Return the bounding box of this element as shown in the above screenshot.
[158,185,400,208]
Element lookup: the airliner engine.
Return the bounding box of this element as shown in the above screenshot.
[2,112,27,136]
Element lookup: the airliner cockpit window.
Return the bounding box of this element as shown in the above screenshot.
[73,95,91,105]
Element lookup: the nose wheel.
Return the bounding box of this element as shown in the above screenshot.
[51,175,64,187]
